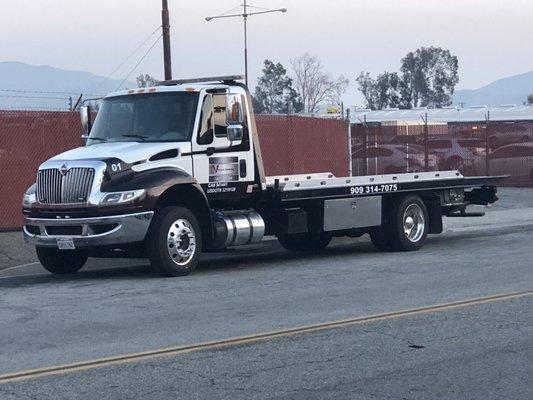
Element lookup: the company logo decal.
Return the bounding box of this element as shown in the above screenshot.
[209,156,239,182]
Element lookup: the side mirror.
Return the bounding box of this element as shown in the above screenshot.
[80,105,92,136]
[226,93,244,125]
[227,125,244,142]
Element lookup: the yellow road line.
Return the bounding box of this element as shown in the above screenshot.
[0,290,530,384]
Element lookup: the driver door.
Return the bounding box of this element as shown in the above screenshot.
[192,92,254,200]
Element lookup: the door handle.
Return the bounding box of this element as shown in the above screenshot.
[239,159,247,178]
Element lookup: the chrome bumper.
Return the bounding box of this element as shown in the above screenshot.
[23,211,154,248]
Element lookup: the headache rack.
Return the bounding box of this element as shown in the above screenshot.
[157,75,245,86]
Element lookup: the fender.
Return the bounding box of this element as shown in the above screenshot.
[102,166,209,209]
[102,166,213,241]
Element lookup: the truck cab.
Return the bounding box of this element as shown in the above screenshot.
[22,76,501,277]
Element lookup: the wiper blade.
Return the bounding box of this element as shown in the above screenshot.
[121,134,148,141]
[89,137,107,142]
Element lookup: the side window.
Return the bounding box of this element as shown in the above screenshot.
[353,149,365,159]
[525,147,533,157]
[367,147,392,158]
[490,147,511,159]
[197,95,214,145]
[428,140,452,149]
[213,94,228,138]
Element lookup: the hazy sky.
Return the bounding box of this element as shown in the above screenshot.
[1,0,532,105]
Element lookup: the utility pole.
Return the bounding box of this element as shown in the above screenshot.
[206,1,287,87]
[162,0,172,80]
[243,1,248,86]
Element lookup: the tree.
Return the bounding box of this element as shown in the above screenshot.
[253,60,302,114]
[528,94,533,105]
[399,47,459,108]
[327,74,350,107]
[136,74,158,88]
[291,53,349,114]
[356,47,459,110]
[356,71,401,110]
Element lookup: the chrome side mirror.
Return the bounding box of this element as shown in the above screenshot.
[80,105,92,135]
[226,93,244,125]
[227,125,244,142]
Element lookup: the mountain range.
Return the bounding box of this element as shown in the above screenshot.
[0,62,135,110]
[0,61,531,110]
[453,70,533,107]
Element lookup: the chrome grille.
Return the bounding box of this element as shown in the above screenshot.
[37,168,95,204]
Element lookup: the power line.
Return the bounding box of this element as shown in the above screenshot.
[93,25,162,91]
[116,33,163,91]
[216,5,243,17]
[0,89,103,96]
[0,94,70,100]
[246,4,272,11]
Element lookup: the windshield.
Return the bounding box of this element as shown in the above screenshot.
[87,92,199,145]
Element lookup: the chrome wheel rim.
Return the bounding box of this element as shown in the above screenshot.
[167,218,196,266]
[403,204,425,243]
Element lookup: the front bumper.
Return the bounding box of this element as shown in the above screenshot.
[23,211,154,248]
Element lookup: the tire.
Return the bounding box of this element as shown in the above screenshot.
[369,228,393,251]
[387,195,429,251]
[36,247,87,274]
[147,206,202,277]
[277,232,332,252]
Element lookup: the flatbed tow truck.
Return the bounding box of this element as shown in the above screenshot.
[22,76,501,276]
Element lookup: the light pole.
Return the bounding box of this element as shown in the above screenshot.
[206,1,287,86]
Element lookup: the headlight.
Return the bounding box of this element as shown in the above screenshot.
[99,189,145,205]
[22,183,37,207]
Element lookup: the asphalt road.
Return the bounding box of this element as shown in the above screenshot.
[0,203,532,398]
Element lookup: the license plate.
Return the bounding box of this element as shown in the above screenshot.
[57,238,75,250]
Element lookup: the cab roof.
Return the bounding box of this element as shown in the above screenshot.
[105,75,245,99]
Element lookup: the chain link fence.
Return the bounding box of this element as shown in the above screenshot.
[3,107,530,231]
[350,120,533,187]
[0,111,349,230]
[0,110,83,230]
[256,115,349,177]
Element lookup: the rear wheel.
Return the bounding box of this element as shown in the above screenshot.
[36,247,87,274]
[277,232,332,252]
[371,195,428,252]
[147,206,202,277]
[388,195,428,251]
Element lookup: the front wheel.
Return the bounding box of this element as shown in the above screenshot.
[277,232,332,252]
[147,206,202,277]
[36,247,87,274]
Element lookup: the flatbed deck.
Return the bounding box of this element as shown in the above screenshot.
[265,171,503,201]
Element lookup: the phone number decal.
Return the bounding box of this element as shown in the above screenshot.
[350,184,398,195]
